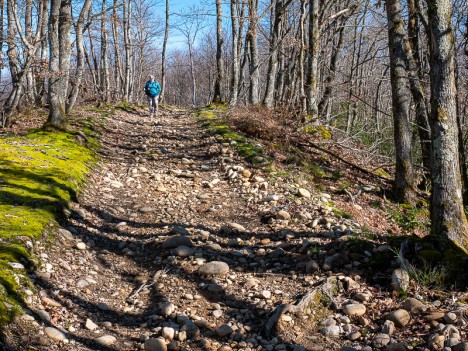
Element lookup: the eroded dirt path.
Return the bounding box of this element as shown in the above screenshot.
[11,107,327,351]
[9,107,467,351]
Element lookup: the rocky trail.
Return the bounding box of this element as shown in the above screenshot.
[6,107,467,351]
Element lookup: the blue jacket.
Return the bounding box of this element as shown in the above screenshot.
[145,81,161,97]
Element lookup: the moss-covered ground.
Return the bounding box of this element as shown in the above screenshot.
[0,118,99,326]
[197,105,270,166]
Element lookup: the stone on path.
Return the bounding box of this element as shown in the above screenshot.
[217,324,234,337]
[95,335,117,347]
[85,318,98,331]
[174,245,194,257]
[162,236,193,249]
[297,188,311,198]
[385,309,411,328]
[342,303,366,317]
[44,327,67,341]
[276,210,291,220]
[198,261,229,276]
[144,338,167,351]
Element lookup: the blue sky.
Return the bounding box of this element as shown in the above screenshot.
[153,0,221,50]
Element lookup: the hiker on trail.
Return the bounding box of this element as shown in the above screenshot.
[144,75,162,118]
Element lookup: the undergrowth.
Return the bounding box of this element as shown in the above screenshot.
[0,113,100,327]
[197,105,270,165]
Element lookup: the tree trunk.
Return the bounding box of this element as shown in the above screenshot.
[66,0,92,113]
[46,0,65,128]
[213,0,224,103]
[305,0,319,120]
[318,13,347,119]
[0,0,4,85]
[263,0,290,108]
[123,0,132,101]
[24,0,35,102]
[406,0,431,171]
[36,0,49,104]
[161,0,169,104]
[5,0,22,121]
[189,42,196,107]
[112,0,123,100]
[298,0,306,112]
[229,0,241,106]
[427,0,468,253]
[100,0,110,102]
[247,0,259,104]
[385,0,417,203]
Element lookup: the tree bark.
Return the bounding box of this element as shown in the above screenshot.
[213,0,224,103]
[66,0,92,113]
[385,0,417,203]
[263,0,292,107]
[229,0,239,106]
[305,0,319,120]
[112,0,123,100]
[100,0,110,102]
[47,0,65,128]
[406,0,431,171]
[427,0,468,253]
[123,0,132,101]
[317,9,349,120]
[247,0,260,104]
[161,0,169,104]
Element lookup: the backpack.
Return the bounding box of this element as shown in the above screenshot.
[145,81,161,97]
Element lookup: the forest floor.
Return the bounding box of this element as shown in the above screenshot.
[2,106,467,351]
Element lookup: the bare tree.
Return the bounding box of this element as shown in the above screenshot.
[213,0,224,103]
[46,0,72,129]
[385,0,417,203]
[161,0,169,104]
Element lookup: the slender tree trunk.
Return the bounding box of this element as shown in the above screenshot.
[46,0,65,128]
[188,36,196,107]
[36,0,48,104]
[247,0,259,104]
[305,0,319,120]
[57,0,71,102]
[0,0,4,85]
[427,0,468,253]
[161,0,169,104]
[24,0,35,101]
[385,0,417,203]
[318,14,347,119]
[5,0,27,121]
[213,0,224,103]
[406,0,431,171]
[100,0,110,102]
[123,0,132,101]
[298,0,306,112]
[112,0,123,100]
[263,0,290,108]
[66,0,92,113]
[230,0,240,106]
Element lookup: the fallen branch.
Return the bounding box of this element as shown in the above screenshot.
[292,137,391,183]
[126,269,167,303]
[262,277,339,338]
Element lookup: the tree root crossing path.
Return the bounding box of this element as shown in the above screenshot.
[11,108,467,351]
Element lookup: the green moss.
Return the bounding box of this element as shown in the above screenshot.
[375,168,391,179]
[332,208,353,219]
[0,120,98,327]
[304,125,332,139]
